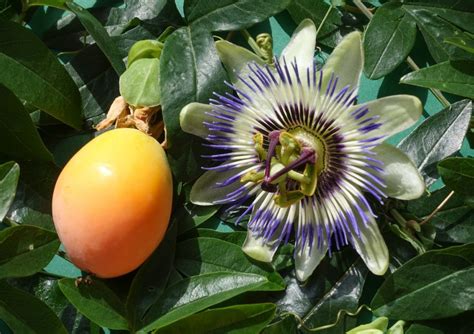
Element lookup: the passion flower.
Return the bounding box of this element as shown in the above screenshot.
[180,19,425,281]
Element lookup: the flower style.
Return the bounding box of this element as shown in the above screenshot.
[180,19,425,281]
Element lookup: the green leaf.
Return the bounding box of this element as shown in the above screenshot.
[438,157,474,196]
[58,278,129,330]
[0,161,19,221]
[26,0,66,9]
[274,249,364,333]
[0,19,82,129]
[261,314,298,334]
[141,272,269,332]
[0,85,54,161]
[184,0,290,31]
[127,39,164,67]
[363,2,416,79]
[445,33,474,54]
[403,5,474,62]
[177,203,219,235]
[126,222,177,331]
[397,100,472,185]
[157,303,276,334]
[400,60,474,99]
[0,280,67,334]
[159,25,228,181]
[175,237,285,291]
[405,312,474,334]
[8,207,56,232]
[0,225,59,279]
[371,243,474,320]
[405,187,474,244]
[287,0,343,48]
[119,58,160,107]
[66,2,126,75]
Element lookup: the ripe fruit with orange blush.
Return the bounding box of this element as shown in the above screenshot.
[52,128,173,278]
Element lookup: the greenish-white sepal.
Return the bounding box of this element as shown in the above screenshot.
[119,58,160,107]
[387,320,406,334]
[215,40,266,90]
[242,231,278,263]
[349,95,423,139]
[374,143,425,200]
[179,102,213,139]
[294,238,328,281]
[190,166,252,206]
[279,19,316,75]
[347,317,388,334]
[350,214,389,276]
[321,31,363,92]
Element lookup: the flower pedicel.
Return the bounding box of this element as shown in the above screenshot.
[180,19,425,281]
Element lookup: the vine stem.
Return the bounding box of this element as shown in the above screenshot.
[316,5,333,37]
[419,190,455,225]
[353,0,451,108]
[240,29,267,59]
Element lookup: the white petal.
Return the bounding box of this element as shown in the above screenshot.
[280,19,316,72]
[374,143,425,200]
[190,166,251,206]
[322,31,363,91]
[350,213,389,276]
[215,40,265,89]
[180,102,213,139]
[295,239,328,281]
[242,230,278,262]
[348,95,423,139]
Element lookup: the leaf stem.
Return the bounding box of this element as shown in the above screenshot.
[353,0,451,108]
[390,209,407,228]
[240,29,267,59]
[316,5,334,37]
[419,190,454,225]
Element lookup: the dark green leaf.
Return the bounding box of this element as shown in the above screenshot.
[119,58,160,107]
[58,278,128,330]
[438,157,474,196]
[445,33,474,54]
[403,5,474,62]
[0,18,82,128]
[26,0,66,9]
[397,100,472,185]
[0,85,53,161]
[276,249,363,333]
[184,0,290,31]
[371,243,474,320]
[403,0,474,12]
[175,237,285,291]
[126,222,177,331]
[262,314,298,334]
[194,229,247,245]
[0,225,59,279]
[405,311,474,334]
[401,60,474,99]
[0,280,67,334]
[159,25,228,181]
[66,2,126,75]
[141,272,269,332]
[364,3,416,79]
[157,303,276,334]
[177,203,219,235]
[405,187,474,244]
[0,161,19,221]
[416,6,474,34]
[287,0,343,48]
[8,207,56,232]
